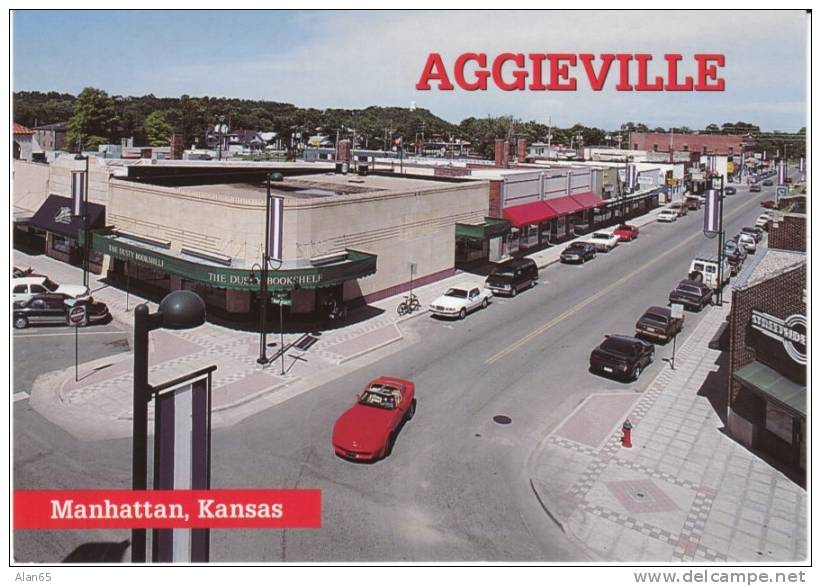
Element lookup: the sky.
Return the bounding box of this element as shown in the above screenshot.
[12,10,808,131]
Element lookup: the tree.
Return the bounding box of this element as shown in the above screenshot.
[144,111,174,146]
[65,87,118,151]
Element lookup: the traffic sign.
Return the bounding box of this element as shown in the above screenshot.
[68,305,87,325]
[670,303,685,320]
[270,293,292,306]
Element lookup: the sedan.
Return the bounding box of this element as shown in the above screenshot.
[763,180,774,187]
[429,283,492,319]
[332,377,416,461]
[755,214,772,229]
[613,223,640,242]
[761,200,778,209]
[13,294,111,329]
[750,184,762,193]
[635,306,684,343]
[740,226,765,242]
[586,230,620,252]
[734,233,757,254]
[668,280,712,311]
[657,209,679,223]
[590,335,655,381]
[724,240,747,265]
[560,242,596,264]
[724,187,737,196]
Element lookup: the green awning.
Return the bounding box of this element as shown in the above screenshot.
[456,217,510,241]
[733,361,806,417]
[86,230,377,292]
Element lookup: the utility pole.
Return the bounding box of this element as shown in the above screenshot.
[546,116,552,160]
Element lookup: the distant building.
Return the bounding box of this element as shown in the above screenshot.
[33,121,68,151]
[629,132,754,156]
[13,123,41,161]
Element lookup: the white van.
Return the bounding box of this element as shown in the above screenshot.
[688,256,731,290]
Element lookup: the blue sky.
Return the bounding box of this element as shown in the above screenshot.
[13,10,808,131]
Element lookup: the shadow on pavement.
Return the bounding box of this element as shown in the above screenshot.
[62,539,130,563]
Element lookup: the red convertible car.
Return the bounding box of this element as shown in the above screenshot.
[761,200,778,209]
[613,223,640,242]
[332,376,416,461]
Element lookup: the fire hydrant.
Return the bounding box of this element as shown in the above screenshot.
[622,419,633,448]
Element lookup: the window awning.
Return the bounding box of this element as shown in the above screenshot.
[86,230,377,291]
[733,361,806,417]
[544,195,584,216]
[571,192,605,210]
[456,217,511,241]
[29,194,106,239]
[502,202,558,228]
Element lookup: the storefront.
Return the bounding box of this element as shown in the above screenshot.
[455,217,511,264]
[727,251,806,479]
[87,230,378,317]
[502,201,558,251]
[28,194,106,270]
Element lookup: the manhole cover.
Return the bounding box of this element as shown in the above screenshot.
[493,415,512,425]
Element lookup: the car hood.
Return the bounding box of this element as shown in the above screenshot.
[333,404,396,451]
[430,295,465,309]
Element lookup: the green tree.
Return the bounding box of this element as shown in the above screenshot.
[144,111,174,146]
[65,87,118,151]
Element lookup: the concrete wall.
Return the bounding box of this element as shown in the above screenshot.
[48,155,112,206]
[12,160,51,213]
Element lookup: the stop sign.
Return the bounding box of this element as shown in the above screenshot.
[68,305,87,326]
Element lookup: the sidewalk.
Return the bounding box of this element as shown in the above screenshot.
[14,203,666,440]
[528,303,807,562]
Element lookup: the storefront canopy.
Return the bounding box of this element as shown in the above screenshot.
[571,192,605,210]
[29,194,106,239]
[544,195,584,216]
[87,230,377,292]
[455,217,511,241]
[502,202,558,228]
[733,361,806,417]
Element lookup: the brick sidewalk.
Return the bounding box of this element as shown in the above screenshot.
[529,304,807,562]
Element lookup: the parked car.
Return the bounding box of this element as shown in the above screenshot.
[755,213,773,229]
[12,266,37,278]
[13,294,111,329]
[12,276,90,304]
[668,279,713,311]
[724,186,737,196]
[761,200,777,209]
[635,306,684,343]
[586,230,620,252]
[485,258,538,297]
[613,224,640,242]
[723,240,747,266]
[740,226,765,242]
[785,177,793,184]
[734,233,757,254]
[750,184,762,193]
[684,196,703,210]
[560,242,596,264]
[669,202,688,217]
[429,282,493,319]
[657,209,679,223]
[332,377,416,461]
[688,256,731,290]
[763,179,774,187]
[589,335,655,381]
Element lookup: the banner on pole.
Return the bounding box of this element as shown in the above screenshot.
[71,171,86,217]
[703,189,720,238]
[267,196,284,262]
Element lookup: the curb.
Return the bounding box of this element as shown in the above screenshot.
[211,380,291,413]
[337,324,403,365]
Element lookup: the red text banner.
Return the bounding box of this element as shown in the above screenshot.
[14,489,322,529]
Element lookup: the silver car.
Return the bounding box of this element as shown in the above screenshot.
[735,233,757,254]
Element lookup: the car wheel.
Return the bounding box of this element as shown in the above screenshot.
[481,297,488,309]
[459,308,467,320]
[531,278,538,288]
[406,399,417,421]
[631,366,640,381]
[14,316,28,329]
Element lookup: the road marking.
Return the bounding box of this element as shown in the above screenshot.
[13,330,127,338]
[13,392,29,402]
[485,197,761,366]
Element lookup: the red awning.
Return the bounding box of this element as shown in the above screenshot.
[503,201,558,227]
[544,195,584,216]
[570,192,605,210]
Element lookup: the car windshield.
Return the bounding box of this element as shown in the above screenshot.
[444,288,468,298]
[600,338,635,356]
[617,225,630,231]
[492,269,514,277]
[42,279,59,292]
[642,313,668,325]
[680,285,700,295]
[592,233,610,239]
[566,243,585,251]
[358,388,397,410]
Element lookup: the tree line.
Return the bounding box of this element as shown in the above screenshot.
[13,88,806,160]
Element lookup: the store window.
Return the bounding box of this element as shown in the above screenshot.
[521,224,539,248]
[52,234,72,254]
[507,228,520,253]
[539,221,552,244]
[765,403,794,444]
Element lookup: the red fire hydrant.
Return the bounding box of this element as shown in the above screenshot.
[622,419,633,448]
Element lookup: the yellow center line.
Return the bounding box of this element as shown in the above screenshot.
[484,197,760,365]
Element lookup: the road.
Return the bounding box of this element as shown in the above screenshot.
[12,180,781,562]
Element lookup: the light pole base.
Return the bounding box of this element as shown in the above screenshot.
[256,356,268,365]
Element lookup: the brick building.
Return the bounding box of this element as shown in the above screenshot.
[629,132,753,156]
[727,243,806,479]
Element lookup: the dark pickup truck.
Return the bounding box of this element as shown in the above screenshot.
[668,280,712,312]
[635,306,684,343]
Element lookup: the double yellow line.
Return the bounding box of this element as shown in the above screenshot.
[484,197,760,365]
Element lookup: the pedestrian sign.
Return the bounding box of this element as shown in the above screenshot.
[68,305,87,325]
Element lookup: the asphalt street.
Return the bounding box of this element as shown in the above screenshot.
[12,180,783,562]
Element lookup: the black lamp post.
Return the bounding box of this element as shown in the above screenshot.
[74,152,90,288]
[132,290,206,563]
[710,174,726,306]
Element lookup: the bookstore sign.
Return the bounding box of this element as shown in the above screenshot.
[751,310,806,365]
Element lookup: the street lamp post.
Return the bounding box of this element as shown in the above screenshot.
[74,152,90,288]
[132,290,206,563]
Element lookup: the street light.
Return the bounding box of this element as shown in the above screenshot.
[74,152,90,288]
[131,290,206,563]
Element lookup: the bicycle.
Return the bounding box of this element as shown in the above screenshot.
[397,293,421,316]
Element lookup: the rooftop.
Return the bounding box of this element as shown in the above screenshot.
[13,123,34,135]
[733,248,806,290]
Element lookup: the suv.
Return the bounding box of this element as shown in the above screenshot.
[589,335,655,381]
[688,256,731,290]
[485,258,538,297]
[668,280,713,311]
[635,306,684,343]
